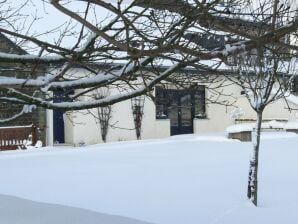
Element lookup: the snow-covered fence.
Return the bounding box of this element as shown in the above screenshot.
[0,125,37,150]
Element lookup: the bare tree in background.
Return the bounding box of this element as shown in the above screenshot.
[93,89,112,142]
[131,95,145,139]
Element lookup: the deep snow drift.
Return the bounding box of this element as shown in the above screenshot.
[0,132,298,224]
[0,194,152,224]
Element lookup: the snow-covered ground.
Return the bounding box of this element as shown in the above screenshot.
[0,194,152,224]
[0,132,298,224]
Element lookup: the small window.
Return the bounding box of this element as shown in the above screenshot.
[194,86,206,119]
[155,88,169,119]
[291,76,298,96]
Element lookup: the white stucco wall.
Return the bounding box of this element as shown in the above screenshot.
[46,109,53,146]
[54,85,298,146]
[155,119,171,138]
[70,111,102,145]
[46,68,298,146]
[193,83,238,133]
[66,97,171,146]
[194,83,298,134]
[64,111,74,145]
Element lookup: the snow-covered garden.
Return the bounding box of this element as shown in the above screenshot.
[0,132,298,224]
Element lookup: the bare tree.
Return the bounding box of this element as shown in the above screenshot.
[0,0,297,206]
[233,46,296,205]
[0,0,296,113]
[226,0,298,206]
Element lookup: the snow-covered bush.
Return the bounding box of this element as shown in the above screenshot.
[21,135,43,150]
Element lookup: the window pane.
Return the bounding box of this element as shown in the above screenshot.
[156,88,168,118]
[194,86,206,118]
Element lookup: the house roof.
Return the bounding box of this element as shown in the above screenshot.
[0,33,27,54]
[0,33,47,77]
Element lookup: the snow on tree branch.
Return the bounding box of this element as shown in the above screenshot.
[0,0,296,115]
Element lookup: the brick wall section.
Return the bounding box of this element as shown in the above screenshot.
[0,33,47,145]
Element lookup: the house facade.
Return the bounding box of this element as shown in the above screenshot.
[46,68,298,146]
[1,33,297,147]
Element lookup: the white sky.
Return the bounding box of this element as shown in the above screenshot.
[7,0,298,52]
[19,1,108,47]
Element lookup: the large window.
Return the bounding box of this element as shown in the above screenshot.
[156,86,206,135]
[155,86,206,119]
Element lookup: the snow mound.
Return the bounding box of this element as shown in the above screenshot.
[226,123,254,133]
[0,194,152,224]
[285,122,298,129]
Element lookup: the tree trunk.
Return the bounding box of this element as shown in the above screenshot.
[247,110,263,206]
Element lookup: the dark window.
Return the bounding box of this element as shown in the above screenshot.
[155,86,206,119]
[156,88,170,119]
[155,86,206,135]
[194,86,206,118]
[291,76,298,96]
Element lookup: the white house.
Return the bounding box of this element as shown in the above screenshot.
[46,67,298,146]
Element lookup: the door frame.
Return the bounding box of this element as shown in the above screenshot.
[169,89,194,135]
[53,90,65,144]
[156,87,206,136]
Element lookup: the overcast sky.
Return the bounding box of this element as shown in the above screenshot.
[12,0,119,49]
[21,1,101,43]
[8,0,298,52]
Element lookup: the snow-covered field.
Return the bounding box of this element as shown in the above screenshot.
[0,132,298,224]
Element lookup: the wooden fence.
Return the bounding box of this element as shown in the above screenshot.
[0,125,37,151]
